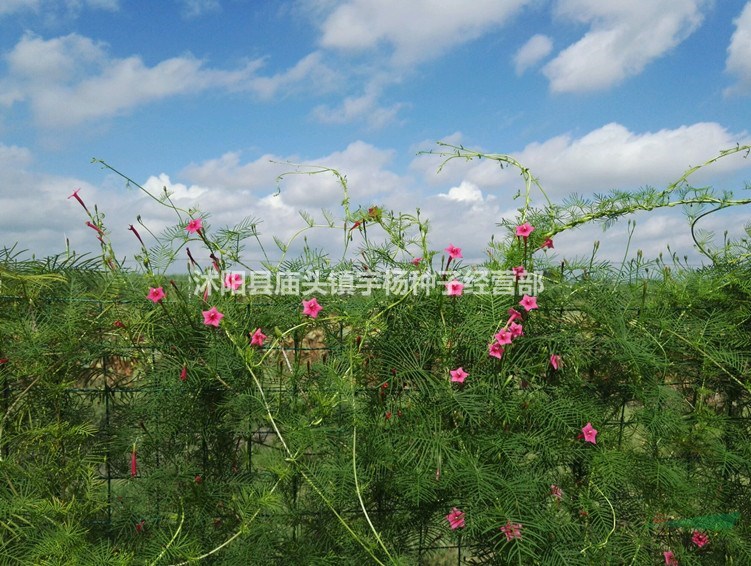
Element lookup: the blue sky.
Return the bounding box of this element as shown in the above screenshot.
[1,0,751,269]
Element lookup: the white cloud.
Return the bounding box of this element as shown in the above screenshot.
[514,34,553,75]
[182,140,402,208]
[510,122,751,194]
[544,0,708,92]
[438,181,485,204]
[0,142,33,169]
[142,173,209,202]
[725,2,751,95]
[317,0,532,65]
[0,33,342,128]
[250,51,340,100]
[312,86,404,129]
[415,123,751,199]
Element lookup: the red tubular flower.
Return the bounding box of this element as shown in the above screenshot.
[128,224,146,247]
[67,188,91,215]
[86,220,104,235]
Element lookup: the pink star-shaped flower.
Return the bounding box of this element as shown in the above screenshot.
[581,422,598,444]
[663,550,678,566]
[202,306,224,327]
[489,342,504,359]
[302,297,323,318]
[446,507,465,530]
[509,322,524,339]
[519,294,538,311]
[147,287,165,303]
[495,329,513,345]
[550,354,562,370]
[515,223,534,238]
[186,218,203,234]
[450,367,468,383]
[446,280,464,296]
[691,530,709,548]
[500,521,523,541]
[540,237,554,250]
[444,244,462,260]
[411,257,422,266]
[223,272,244,291]
[250,328,266,347]
[512,266,527,280]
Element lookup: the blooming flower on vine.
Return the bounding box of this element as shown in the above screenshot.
[446,280,464,296]
[495,329,513,345]
[147,287,165,303]
[581,422,598,444]
[446,507,465,529]
[224,272,244,291]
[186,218,203,234]
[519,294,538,311]
[489,342,504,359]
[250,328,266,347]
[500,520,522,541]
[202,306,224,327]
[663,550,678,565]
[444,244,462,259]
[509,322,524,339]
[515,223,534,239]
[691,531,709,548]
[450,367,468,383]
[512,266,527,280]
[302,297,323,318]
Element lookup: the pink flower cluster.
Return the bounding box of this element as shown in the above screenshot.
[445,508,524,543]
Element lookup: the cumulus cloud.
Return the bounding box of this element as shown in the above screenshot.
[510,122,751,194]
[182,140,402,208]
[317,0,532,65]
[725,2,751,95]
[415,122,751,199]
[438,181,486,204]
[513,34,553,75]
[544,0,708,92]
[0,33,339,129]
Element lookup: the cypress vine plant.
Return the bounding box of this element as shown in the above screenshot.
[0,144,749,564]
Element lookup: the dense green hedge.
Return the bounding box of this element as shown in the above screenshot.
[1,145,750,564]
